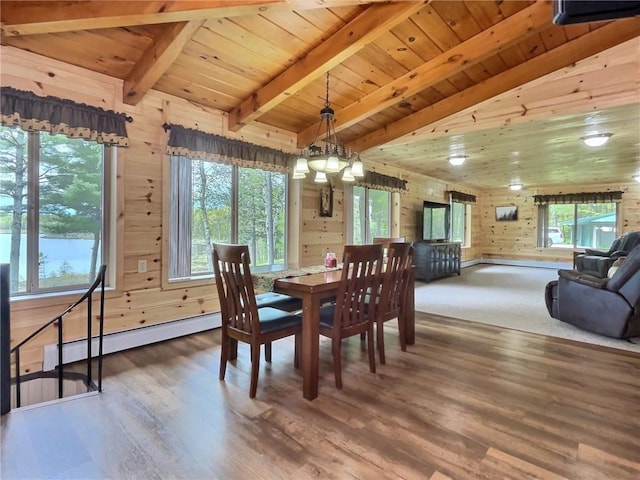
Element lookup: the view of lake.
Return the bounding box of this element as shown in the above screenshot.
[0,234,95,278]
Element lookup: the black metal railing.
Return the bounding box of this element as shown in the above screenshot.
[2,264,107,411]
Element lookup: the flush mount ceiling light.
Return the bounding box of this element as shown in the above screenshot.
[509,183,523,191]
[293,73,364,184]
[448,155,467,166]
[581,132,612,147]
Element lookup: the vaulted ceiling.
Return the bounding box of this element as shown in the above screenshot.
[1,1,639,189]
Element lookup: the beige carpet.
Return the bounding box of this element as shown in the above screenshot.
[414,263,640,353]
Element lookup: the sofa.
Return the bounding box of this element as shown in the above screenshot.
[574,231,640,278]
[545,245,640,338]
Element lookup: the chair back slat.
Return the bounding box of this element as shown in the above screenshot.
[213,243,259,335]
[377,242,414,319]
[334,244,383,337]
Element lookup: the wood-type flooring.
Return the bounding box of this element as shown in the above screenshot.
[2,312,639,479]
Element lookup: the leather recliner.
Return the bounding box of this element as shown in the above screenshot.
[575,231,640,278]
[545,245,640,338]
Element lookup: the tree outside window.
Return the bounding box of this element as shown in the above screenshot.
[169,157,286,280]
[352,185,390,244]
[0,125,109,295]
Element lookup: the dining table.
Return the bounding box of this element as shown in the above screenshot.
[274,267,415,400]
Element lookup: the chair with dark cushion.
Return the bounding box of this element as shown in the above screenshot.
[213,243,302,398]
[370,242,414,365]
[545,245,640,338]
[318,244,383,389]
[575,231,640,278]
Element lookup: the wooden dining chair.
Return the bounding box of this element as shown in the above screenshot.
[373,242,414,364]
[212,243,302,398]
[318,244,383,389]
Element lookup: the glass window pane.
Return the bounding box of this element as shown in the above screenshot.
[38,134,104,289]
[238,167,286,268]
[576,202,616,249]
[368,189,390,241]
[191,160,232,275]
[545,202,616,249]
[451,202,465,243]
[547,204,572,248]
[0,126,29,293]
[352,186,366,244]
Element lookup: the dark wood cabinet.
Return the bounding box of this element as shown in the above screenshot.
[413,242,461,282]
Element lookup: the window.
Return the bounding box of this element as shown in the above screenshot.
[352,186,390,244]
[451,201,468,245]
[0,126,111,295]
[169,156,287,280]
[538,202,617,248]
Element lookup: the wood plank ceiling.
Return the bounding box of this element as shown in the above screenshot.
[1,0,639,189]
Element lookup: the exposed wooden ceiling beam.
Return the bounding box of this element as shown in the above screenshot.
[0,0,389,37]
[227,2,427,132]
[348,18,640,154]
[123,20,205,106]
[296,0,551,147]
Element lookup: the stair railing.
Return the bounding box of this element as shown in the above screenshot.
[7,264,107,410]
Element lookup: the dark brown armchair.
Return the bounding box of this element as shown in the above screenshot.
[546,245,640,338]
[575,231,640,278]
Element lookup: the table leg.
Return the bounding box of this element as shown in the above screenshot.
[301,294,321,400]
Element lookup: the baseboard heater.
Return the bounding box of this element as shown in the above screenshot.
[43,312,222,371]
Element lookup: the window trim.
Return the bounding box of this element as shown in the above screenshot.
[538,202,619,249]
[450,201,470,247]
[2,127,115,297]
[162,154,289,288]
[349,185,391,244]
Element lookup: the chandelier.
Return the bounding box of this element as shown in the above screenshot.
[293,73,364,183]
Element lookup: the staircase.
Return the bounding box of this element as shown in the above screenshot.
[1,264,106,414]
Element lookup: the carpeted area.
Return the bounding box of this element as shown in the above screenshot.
[414,263,640,353]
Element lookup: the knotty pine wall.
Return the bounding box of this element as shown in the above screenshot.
[4,46,639,373]
[3,46,302,373]
[479,183,640,263]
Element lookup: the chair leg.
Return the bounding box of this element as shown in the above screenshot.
[367,325,376,374]
[360,332,366,342]
[397,314,407,352]
[333,339,342,389]
[265,342,272,362]
[250,343,261,398]
[377,319,386,365]
[219,332,229,381]
[294,333,301,369]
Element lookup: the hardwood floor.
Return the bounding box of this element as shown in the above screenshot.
[2,312,639,479]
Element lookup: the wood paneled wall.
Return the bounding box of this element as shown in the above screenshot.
[3,46,639,373]
[479,183,640,263]
[3,46,298,373]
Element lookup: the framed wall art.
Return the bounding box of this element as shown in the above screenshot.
[495,205,518,221]
[320,184,333,217]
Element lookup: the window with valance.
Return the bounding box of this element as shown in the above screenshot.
[1,86,130,147]
[165,123,294,173]
[0,86,123,295]
[354,170,407,193]
[164,124,291,281]
[535,191,622,249]
[446,190,475,246]
[534,191,623,205]
[447,190,477,204]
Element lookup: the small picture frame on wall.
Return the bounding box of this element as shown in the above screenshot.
[495,205,518,221]
[320,185,333,217]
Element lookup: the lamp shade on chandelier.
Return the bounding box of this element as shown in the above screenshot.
[293,73,364,183]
